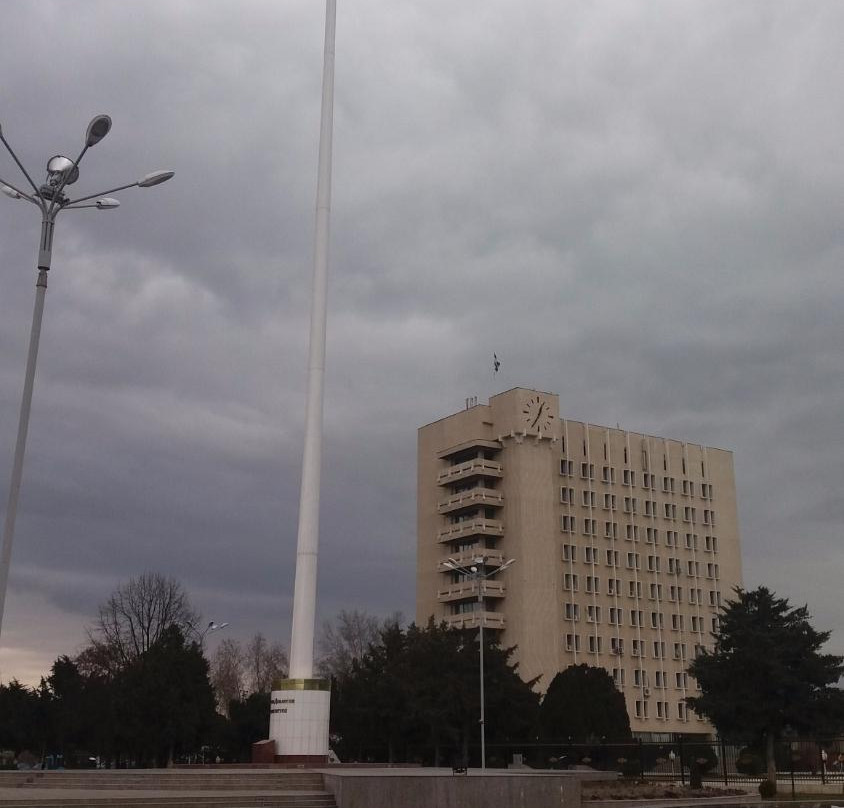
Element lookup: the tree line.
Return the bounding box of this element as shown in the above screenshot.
[2,575,843,786]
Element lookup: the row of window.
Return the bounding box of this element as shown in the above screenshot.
[557,570,722,607]
[561,490,717,524]
[565,634,711,660]
[559,441,712,482]
[561,545,721,579]
[560,460,716,499]
[634,700,701,721]
[560,520,720,552]
[563,603,717,632]
[560,597,709,632]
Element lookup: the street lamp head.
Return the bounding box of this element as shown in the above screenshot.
[95,197,120,209]
[138,170,175,188]
[470,565,478,573]
[46,155,80,186]
[85,115,112,147]
[0,184,21,200]
[498,558,517,573]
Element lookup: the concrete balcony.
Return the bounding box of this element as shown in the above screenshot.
[437,488,503,515]
[437,519,504,544]
[439,548,505,569]
[444,612,506,631]
[437,580,506,603]
[437,438,501,461]
[437,459,503,486]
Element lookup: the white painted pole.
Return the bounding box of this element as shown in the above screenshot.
[288,0,336,681]
[0,216,53,640]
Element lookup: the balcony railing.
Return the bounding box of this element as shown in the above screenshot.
[437,488,503,515]
[437,580,506,603]
[444,612,506,630]
[437,519,504,544]
[437,459,503,486]
[439,549,505,569]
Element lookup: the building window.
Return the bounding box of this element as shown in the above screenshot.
[672,613,684,631]
[606,550,619,567]
[653,641,665,658]
[626,552,640,570]
[560,459,574,476]
[560,486,574,504]
[630,609,643,627]
[602,466,616,484]
[628,580,642,598]
[678,702,687,721]
[625,524,639,541]
[610,636,624,654]
[623,469,635,486]
[603,493,616,510]
[585,574,600,593]
[582,490,596,507]
[564,633,580,652]
[562,544,577,562]
[563,573,579,591]
[675,671,687,689]
[564,603,580,621]
[584,546,596,564]
[581,462,595,480]
[624,496,638,513]
[632,639,645,657]
[607,578,621,595]
[665,531,678,547]
[609,607,623,626]
[650,611,664,629]
[645,527,658,544]
[604,521,618,538]
[561,515,576,533]
[612,668,625,687]
[588,634,602,653]
[586,604,602,623]
[583,518,597,536]
[673,643,687,660]
[647,555,660,572]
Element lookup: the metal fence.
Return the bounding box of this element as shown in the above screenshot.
[335,737,844,785]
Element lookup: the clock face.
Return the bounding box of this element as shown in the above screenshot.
[522,395,553,434]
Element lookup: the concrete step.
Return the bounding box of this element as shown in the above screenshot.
[0,773,324,792]
[0,794,336,808]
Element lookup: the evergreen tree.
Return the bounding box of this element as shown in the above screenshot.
[539,664,631,743]
[688,587,844,786]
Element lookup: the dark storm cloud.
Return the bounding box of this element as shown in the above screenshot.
[1,0,843,681]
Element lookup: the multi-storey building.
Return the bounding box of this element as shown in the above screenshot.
[417,387,742,738]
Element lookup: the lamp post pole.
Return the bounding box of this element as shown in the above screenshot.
[0,117,174,640]
[443,555,515,770]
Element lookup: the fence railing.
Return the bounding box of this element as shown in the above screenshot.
[333,736,844,785]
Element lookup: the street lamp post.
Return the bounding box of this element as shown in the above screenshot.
[199,621,230,645]
[442,554,515,770]
[0,116,174,641]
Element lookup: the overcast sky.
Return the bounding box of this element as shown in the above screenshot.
[1,0,842,684]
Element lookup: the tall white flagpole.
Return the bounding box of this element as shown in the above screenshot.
[269,0,336,764]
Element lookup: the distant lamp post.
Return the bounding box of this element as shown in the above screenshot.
[441,554,515,770]
[201,621,230,643]
[0,116,175,641]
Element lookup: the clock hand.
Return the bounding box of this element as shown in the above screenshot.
[531,403,545,429]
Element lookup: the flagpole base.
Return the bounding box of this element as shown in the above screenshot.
[269,678,331,763]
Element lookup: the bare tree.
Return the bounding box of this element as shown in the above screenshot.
[244,632,289,694]
[317,609,402,679]
[210,638,245,715]
[87,572,199,671]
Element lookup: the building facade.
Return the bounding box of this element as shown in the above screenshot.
[417,387,743,738]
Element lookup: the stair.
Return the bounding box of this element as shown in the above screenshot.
[0,770,336,808]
